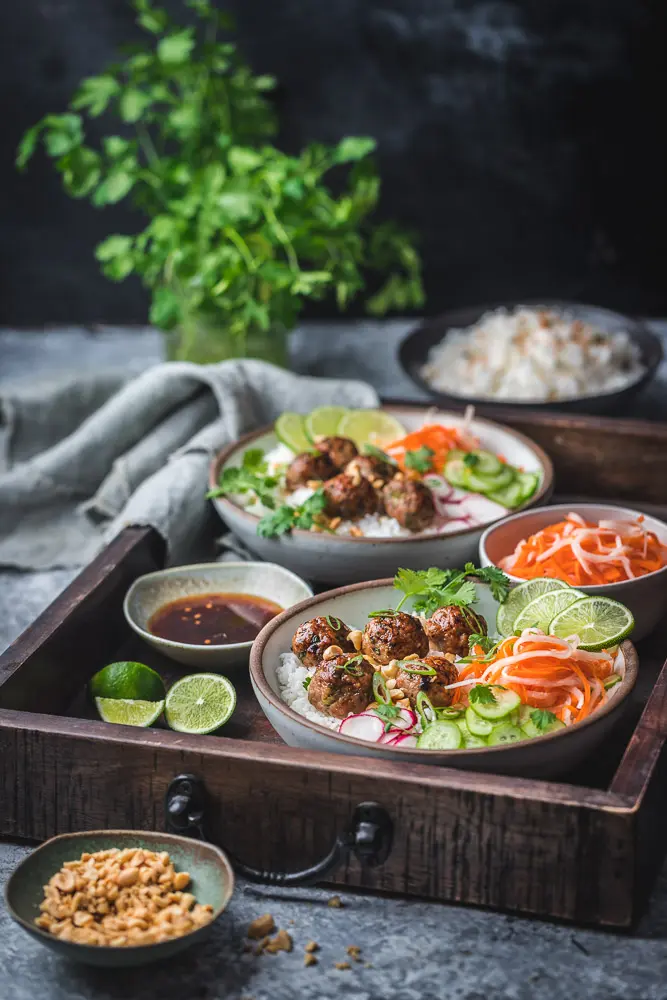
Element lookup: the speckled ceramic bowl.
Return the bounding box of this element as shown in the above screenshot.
[479,503,667,641]
[4,830,234,968]
[249,580,638,778]
[124,562,313,669]
[210,405,553,584]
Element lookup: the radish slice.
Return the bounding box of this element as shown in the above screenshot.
[387,733,418,748]
[391,707,417,730]
[338,713,385,742]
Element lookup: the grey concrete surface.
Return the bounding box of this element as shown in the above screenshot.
[1,324,667,1000]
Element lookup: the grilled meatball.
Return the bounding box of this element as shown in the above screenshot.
[315,436,358,470]
[345,454,395,488]
[307,653,374,718]
[424,606,488,658]
[361,612,429,665]
[292,615,355,669]
[285,451,336,492]
[382,476,435,532]
[323,473,378,521]
[395,653,458,710]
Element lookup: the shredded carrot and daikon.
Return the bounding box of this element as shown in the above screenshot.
[386,423,479,474]
[499,512,667,586]
[449,631,617,725]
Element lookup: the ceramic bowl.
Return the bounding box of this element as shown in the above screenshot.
[398,300,663,415]
[479,503,667,642]
[124,562,313,669]
[210,405,553,584]
[249,580,637,778]
[4,830,234,968]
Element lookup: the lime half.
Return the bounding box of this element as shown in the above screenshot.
[548,596,634,651]
[496,578,569,636]
[304,406,349,442]
[513,588,586,634]
[89,662,165,702]
[96,698,164,727]
[165,673,237,735]
[337,409,406,448]
[275,412,313,454]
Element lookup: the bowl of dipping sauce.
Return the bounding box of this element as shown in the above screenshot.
[124,562,314,668]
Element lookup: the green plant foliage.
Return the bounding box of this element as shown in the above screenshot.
[17,0,424,351]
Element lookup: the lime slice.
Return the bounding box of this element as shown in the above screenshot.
[304,406,349,442]
[337,409,406,448]
[513,588,586,634]
[496,578,569,637]
[165,673,237,735]
[95,698,164,727]
[89,661,165,702]
[275,412,313,454]
[548,596,634,651]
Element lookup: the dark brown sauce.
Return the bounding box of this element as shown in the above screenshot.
[148,592,282,646]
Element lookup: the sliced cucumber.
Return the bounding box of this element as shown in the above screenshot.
[521,716,566,739]
[472,450,504,476]
[469,687,521,721]
[465,706,494,737]
[487,723,524,746]
[456,719,488,748]
[463,465,504,493]
[486,478,526,509]
[516,471,540,503]
[416,721,462,750]
[444,458,469,489]
[480,465,516,490]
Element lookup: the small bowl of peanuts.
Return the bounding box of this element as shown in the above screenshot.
[4,830,234,967]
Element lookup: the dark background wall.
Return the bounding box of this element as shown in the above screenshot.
[2,0,666,326]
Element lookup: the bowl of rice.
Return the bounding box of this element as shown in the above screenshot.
[399,301,663,414]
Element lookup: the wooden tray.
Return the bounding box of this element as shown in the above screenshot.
[1,408,667,929]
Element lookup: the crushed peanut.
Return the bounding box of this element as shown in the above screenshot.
[390,688,405,701]
[396,697,411,709]
[322,644,343,661]
[334,961,351,970]
[348,526,363,538]
[372,478,385,490]
[306,479,323,490]
[347,629,363,651]
[347,945,362,962]
[34,848,214,947]
[327,895,343,908]
[264,928,293,954]
[382,660,399,679]
[328,517,342,530]
[247,913,276,940]
[304,953,318,967]
[305,940,319,953]
[385,677,397,690]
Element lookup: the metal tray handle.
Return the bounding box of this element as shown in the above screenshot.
[165,773,393,886]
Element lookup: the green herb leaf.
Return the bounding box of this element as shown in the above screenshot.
[530,708,558,731]
[302,675,312,691]
[463,453,480,469]
[257,505,294,538]
[292,490,327,531]
[373,701,400,726]
[333,137,376,163]
[157,29,196,64]
[362,443,396,465]
[368,608,399,618]
[404,445,435,473]
[206,448,277,508]
[469,684,498,706]
[468,633,495,654]
[463,563,511,603]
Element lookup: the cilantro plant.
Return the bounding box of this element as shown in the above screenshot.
[16,0,423,363]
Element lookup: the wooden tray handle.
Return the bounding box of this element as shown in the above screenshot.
[165,774,393,886]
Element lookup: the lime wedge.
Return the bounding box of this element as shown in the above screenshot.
[165,673,237,735]
[513,588,586,634]
[96,698,164,727]
[337,409,406,448]
[496,578,569,636]
[89,662,165,702]
[548,596,635,651]
[304,406,349,442]
[274,413,313,454]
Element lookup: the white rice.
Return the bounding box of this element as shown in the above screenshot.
[277,652,339,729]
[421,307,645,402]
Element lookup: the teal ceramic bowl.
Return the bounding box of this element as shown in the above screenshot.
[4,830,234,968]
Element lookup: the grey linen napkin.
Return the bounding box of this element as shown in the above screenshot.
[0,360,378,570]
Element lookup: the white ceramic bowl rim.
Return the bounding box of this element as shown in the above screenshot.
[250,577,638,758]
[123,561,313,653]
[480,502,667,588]
[210,408,554,547]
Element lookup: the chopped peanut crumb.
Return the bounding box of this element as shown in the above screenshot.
[304,953,318,967]
[247,913,276,939]
[334,961,351,970]
[264,928,293,954]
[347,945,362,962]
[305,940,319,952]
[327,895,344,908]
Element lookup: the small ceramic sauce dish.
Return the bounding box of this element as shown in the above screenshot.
[124,562,313,668]
[4,830,234,968]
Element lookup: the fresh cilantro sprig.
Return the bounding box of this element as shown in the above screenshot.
[530,708,558,731]
[17,0,423,357]
[404,445,435,473]
[468,633,496,654]
[302,675,312,691]
[207,448,278,508]
[465,563,511,603]
[373,701,401,730]
[469,684,500,706]
[257,489,327,538]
